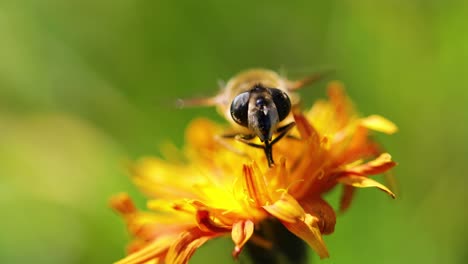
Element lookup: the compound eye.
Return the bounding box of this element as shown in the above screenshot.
[230,92,250,127]
[270,88,291,121]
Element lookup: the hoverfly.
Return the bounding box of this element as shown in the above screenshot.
[178,68,325,167]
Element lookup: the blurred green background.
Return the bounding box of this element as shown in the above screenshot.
[1,1,467,263]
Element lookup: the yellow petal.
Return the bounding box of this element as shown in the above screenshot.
[131,158,199,199]
[337,175,396,198]
[231,220,254,258]
[263,193,305,223]
[147,199,195,215]
[361,115,398,134]
[343,153,396,176]
[282,214,330,259]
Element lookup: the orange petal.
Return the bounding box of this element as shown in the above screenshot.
[343,153,396,176]
[327,81,353,126]
[300,197,336,235]
[337,126,381,164]
[185,118,222,148]
[327,81,347,109]
[126,239,147,254]
[231,220,254,258]
[263,193,305,223]
[360,115,398,134]
[264,157,288,192]
[115,234,178,264]
[166,228,214,264]
[110,193,136,216]
[337,175,396,198]
[282,214,329,259]
[339,185,355,213]
[196,210,231,233]
[243,163,270,206]
[293,112,320,143]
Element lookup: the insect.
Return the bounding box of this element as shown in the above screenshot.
[178,68,325,167]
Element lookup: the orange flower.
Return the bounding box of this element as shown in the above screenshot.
[110,81,397,264]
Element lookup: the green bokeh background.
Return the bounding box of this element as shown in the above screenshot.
[1,1,467,263]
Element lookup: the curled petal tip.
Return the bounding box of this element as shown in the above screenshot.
[110,193,136,216]
[338,175,396,199]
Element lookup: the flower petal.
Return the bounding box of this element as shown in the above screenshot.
[185,118,223,149]
[115,234,178,264]
[111,195,190,241]
[337,175,396,198]
[110,193,136,216]
[342,153,396,176]
[282,214,330,259]
[263,193,305,223]
[242,163,271,206]
[293,112,320,143]
[300,197,336,235]
[196,210,231,233]
[339,185,355,213]
[327,81,354,126]
[166,228,215,264]
[231,220,254,258]
[130,158,199,199]
[360,115,398,134]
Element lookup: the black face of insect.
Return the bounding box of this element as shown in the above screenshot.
[230,84,292,166]
[231,85,291,141]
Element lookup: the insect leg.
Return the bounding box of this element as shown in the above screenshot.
[223,133,264,149]
[234,135,265,149]
[222,133,256,140]
[272,122,296,145]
